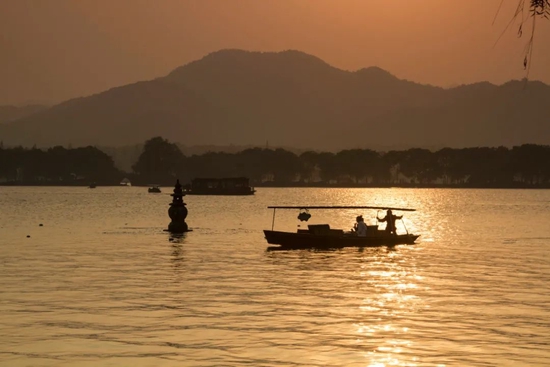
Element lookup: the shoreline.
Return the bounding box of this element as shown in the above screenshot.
[1,183,549,189]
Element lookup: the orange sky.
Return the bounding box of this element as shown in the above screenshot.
[1,0,549,105]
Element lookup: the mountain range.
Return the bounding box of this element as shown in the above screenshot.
[0,104,47,124]
[1,49,549,151]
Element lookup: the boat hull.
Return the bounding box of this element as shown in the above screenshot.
[264,230,419,249]
[186,177,255,195]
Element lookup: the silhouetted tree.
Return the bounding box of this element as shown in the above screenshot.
[379,150,403,184]
[299,151,321,183]
[69,146,121,182]
[0,145,120,184]
[396,148,437,184]
[458,147,510,186]
[267,149,301,183]
[509,144,550,184]
[4,138,550,188]
[310,152,336,183]
[334,150,363,183]
[236,148,269,182]
[132,137,185,184]
[435,148,471,185]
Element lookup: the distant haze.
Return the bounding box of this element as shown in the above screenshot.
[1,0,549,105]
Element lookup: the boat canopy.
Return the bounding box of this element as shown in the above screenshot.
[267,205,416,212]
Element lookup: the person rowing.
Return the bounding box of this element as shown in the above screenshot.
[377,209,402,236]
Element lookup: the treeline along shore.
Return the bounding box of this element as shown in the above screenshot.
[1,137,550,188]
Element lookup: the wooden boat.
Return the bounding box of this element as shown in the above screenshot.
[148,185,161,193]
[264,205,420,250]
[184,177,255,195]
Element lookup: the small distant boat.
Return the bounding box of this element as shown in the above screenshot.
[264,205,420,250]
[184,177,255,195]
[120,178,132,186]
[148,185,161,193]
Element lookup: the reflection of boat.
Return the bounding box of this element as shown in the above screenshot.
[148,185,161,193]
[264,206,419,250]
[184,177,255,195]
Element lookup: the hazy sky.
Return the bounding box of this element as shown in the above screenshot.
[1,0,549,106]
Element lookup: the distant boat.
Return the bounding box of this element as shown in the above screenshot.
[120,178,131,186]
[184,177,255,195]
[148,185,161,193]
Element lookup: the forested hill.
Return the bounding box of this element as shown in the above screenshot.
[0,104,48,123]
[1,49,549,150]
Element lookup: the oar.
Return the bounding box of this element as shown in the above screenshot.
[401,218,409,235]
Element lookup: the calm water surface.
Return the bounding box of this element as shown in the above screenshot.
[1,187,549,366]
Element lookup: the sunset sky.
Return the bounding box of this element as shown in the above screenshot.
[1,0,549,106]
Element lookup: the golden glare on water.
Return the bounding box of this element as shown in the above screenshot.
[354,262,421,366]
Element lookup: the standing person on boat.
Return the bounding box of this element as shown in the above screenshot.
[354,215,368,237]
[377,209,402,236]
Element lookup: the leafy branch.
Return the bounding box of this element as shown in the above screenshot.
[512,0,549,74]
[494,1,549,76]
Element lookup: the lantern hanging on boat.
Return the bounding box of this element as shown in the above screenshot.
[297,209,311,222]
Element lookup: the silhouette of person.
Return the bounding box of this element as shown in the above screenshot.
[354,215,368,237]
[377,209,402,236]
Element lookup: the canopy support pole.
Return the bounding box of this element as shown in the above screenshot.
[271,208,276,230]
[267,205,416,212]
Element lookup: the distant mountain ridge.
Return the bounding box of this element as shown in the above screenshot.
[0,104,48,124]
[1,49,549,150]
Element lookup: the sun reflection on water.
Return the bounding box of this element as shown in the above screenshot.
[349,237,426,367]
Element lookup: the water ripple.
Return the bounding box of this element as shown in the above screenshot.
[1,187,550,366]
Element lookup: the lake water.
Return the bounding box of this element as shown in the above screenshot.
[1,186,549,367]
